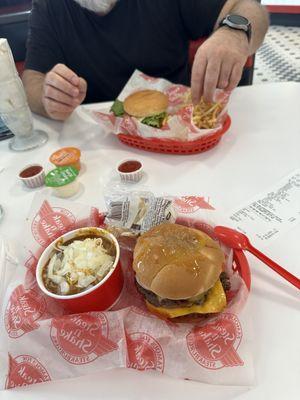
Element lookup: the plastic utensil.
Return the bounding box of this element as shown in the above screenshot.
[214,226,300,290]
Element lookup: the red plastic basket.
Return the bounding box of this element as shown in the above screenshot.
[117,115,231,155]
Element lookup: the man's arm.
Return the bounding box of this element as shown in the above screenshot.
[23,65,87,121]
[191,0,269,103]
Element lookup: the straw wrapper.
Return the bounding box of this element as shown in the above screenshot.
[91,70,230,142]
[0,194,254,390]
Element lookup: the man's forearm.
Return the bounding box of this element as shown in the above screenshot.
[22,70,48,117]
[216,0,269,54]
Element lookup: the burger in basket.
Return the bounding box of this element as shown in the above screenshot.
[133,223,230,319]
[110,89,225,131]
[111,89,169,129]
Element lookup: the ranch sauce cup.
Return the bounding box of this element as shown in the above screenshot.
[45,166,79,198]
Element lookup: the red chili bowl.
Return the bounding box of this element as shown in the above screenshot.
[36,227,124,313]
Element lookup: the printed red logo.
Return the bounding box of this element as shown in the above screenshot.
[75,207,103,229]
[174,196,214,214]
[166,85,188,106]
[94,111,116,126]
[126,332,164,372]
[50,313,118,365]
[177,105,198,133]
[5,354,51,389]
[120,115,138,136]
[186,313,244,370]
[31,200,76,247]
[139,72,159,83]
[5,285,46,338]
[24,252,39,290]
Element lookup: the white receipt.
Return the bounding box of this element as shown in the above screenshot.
[228,169,300,246]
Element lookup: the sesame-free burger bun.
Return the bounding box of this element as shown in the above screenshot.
[123,90,168,118]
[133,223,225,300]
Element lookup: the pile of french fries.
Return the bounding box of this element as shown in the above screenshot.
[183,90,223,129]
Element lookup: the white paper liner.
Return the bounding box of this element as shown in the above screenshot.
[89,70,231,142]
[0,194,254,390]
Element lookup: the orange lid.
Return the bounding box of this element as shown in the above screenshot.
[50,147,81,166]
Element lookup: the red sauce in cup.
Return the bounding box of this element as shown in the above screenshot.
[19,165,43,178]
[118,160,142,173]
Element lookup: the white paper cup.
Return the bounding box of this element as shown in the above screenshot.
[0,39,18,82]
[18,164,45,188]
[117,159,143,183]
[0,77,27,113]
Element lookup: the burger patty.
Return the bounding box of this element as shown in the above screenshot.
[136,272,231,309]
[135,282,207,308]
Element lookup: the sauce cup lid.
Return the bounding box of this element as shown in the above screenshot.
[50,147,81,166]
[45,166,78,187]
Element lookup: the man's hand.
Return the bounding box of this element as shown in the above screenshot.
[191,28,250,104]
[42,64,87,120]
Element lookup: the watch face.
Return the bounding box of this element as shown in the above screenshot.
[228,14,249,26]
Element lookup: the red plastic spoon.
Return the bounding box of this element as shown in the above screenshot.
[214,226,300,290]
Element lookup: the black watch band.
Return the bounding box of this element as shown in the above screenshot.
[219,14,252,42]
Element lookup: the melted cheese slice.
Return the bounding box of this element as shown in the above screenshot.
[146,279,226,319]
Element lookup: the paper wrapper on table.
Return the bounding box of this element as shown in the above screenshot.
[0,39,19,82]
[0,193,254,390]
[0,105,33,138]
[0,78,28,113]
[91,70,230,142]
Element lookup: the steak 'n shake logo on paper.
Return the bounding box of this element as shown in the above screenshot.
[94,111,116,127]
[5,285,46,338]
[5,354,51,389]
[50,313,118,365]
[186,313,244,370]
[139,72,159,83]
[166,84,188,106]
[177,105,198,133]
[31,200,75,247]
[24,252,39,290]
[126,332,164,372]
[120,115,138,136]
[174,196,214,214]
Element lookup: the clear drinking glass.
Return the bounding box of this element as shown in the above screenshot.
[0,104,48,151]
[0,77,48,151]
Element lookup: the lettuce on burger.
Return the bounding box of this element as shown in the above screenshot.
[111,89,169,129]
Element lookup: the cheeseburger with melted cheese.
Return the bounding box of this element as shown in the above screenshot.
[133,223,229,319]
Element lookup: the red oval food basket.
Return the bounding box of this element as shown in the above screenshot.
[118,115,231,155]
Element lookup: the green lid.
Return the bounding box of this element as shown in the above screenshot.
[45,166,79,188]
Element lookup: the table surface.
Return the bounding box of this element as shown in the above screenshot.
[0,82,299,400]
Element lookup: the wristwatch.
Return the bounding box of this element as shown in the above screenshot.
[219,14,252,42]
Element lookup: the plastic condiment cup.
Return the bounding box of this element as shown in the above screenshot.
[18,164,45,188]
[45,166,79,198]
[36,227,123,313]
[117,159,143,183]
[50,147,81,171]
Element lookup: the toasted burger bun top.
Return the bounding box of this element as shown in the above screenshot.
[133,223,225,300]
[123,90,168,118]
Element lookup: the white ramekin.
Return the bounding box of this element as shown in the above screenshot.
[18,164,45,188]
[117,159,143,183]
